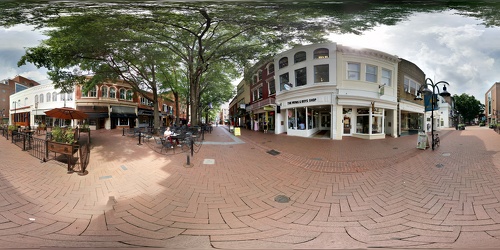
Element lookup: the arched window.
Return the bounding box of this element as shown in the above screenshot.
[268,63,275,74]
[119,89,126,99]
[39,94,44,103]
[253,75,258,84]
[101,86,108,98]
[126,90,133,101]
[313,48,329,59]
[89,86,97,97]
[46,92,51,102]
[294,51,306,63]
[67,91,73,101]
[24,97,28,106]
[52,92,57,101]
[279,57,288,69]
[109,87,116,98]
[35,95,39,104]
[60,93,65,101]
[258,70,263,81]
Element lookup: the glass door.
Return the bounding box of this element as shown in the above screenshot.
[343,108,352,135]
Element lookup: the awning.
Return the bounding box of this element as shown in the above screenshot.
[110,106,137,118]
[138,109,154,116]
[87,113,109,119]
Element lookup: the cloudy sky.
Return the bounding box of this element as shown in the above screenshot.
[329,10,500,104]
[1,9,499,103]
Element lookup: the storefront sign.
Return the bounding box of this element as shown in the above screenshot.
[287,98,317,105]
[234,127,241,136]
[263,106,274,111]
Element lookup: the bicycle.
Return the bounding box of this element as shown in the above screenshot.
[432,133,440,148]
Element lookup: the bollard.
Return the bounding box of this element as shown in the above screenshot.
[122,127,125,136]
[137,131,142,145]
[187,154,190,165]
[190,137,194,157]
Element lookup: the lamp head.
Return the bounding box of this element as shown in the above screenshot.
[439,86,451,97]
[421,85,433,95]
[414,91,423,101]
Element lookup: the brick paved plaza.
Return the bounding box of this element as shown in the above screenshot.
[0,126,499,249]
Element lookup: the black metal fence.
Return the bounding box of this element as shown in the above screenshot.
[1,129,90,174]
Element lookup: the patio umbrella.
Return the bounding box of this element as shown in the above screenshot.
[45,107,88,121]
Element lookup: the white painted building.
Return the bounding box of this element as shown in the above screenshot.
[274,43,399,140]
[9,83,75,128]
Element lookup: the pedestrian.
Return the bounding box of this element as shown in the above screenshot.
[263,121,268,133]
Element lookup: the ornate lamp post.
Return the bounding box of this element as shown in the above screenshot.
[415,78,451,150]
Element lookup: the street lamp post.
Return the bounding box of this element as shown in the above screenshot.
[415,78,451,151]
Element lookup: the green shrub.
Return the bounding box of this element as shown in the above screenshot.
[51,127,75,144]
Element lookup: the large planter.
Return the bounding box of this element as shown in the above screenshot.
[47,141,79,173]
[48,141,78,155]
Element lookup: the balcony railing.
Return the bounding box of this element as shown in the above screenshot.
[246,98,275,112]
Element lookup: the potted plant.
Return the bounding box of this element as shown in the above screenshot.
[47,127,77,154]
[458,124,466,130]
[8,125,16,134]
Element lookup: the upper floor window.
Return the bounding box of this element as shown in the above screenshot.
[314,48,329,59]
[39,93,44,103]
[126,90,133,101]
[268,63,275,74]
[404,76,420,95]
[314,64,329,83]
[257,70,263,81]
[252,86,263,101]
[295,67,307,87]
[381,68,392,87]
[24,97,28,106]
[109,88,116,98]
[60,93,65,101]
[101,86,108,98]
[279,73,290,91]
[46,93,51,102]
[253,75,258,84]
[52,92,57,101]
[140,97,152,106]
[119,89,126,99]
[88,87,95,97]
[294,51,306,63]
[35,95,39,104]
[268,79,276,95]
[366,65,378,83]
[347,62,360,80]
[67,92,73,101]
[279,57,288,69]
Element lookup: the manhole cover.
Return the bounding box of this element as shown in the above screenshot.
[267,149,280,156]
[274,195,290,203]
[436,163,444,168]
[312,157,322,161]
[442,153,451,156]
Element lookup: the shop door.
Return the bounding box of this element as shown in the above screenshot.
[343,115,352,135]
[321,114,330,129]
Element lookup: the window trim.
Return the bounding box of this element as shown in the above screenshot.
[365,64,378,83]
[347,62,361,80]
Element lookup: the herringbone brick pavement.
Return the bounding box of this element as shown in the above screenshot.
[0,126,498,249]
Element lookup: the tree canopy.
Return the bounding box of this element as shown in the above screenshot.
[453,93,484,124]
[3,1,500,126]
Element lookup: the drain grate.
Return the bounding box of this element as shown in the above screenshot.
[436,163,444,168]
[274,195,290,203]
[267,149,280,156]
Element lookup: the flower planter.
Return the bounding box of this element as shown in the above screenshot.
[47,141,78,155]
[47,141,79,173]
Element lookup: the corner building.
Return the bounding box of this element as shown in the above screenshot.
[274,43,399,140]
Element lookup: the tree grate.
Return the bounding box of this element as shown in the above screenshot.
[274,195,290,203]
[267,149,280,156]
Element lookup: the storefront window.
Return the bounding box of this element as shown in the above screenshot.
[356,115,369,134]
[118,118,129,126]
[372,116,382,133]
[297,107,306,129]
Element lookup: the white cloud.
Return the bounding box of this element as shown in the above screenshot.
[328,10,500,103]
